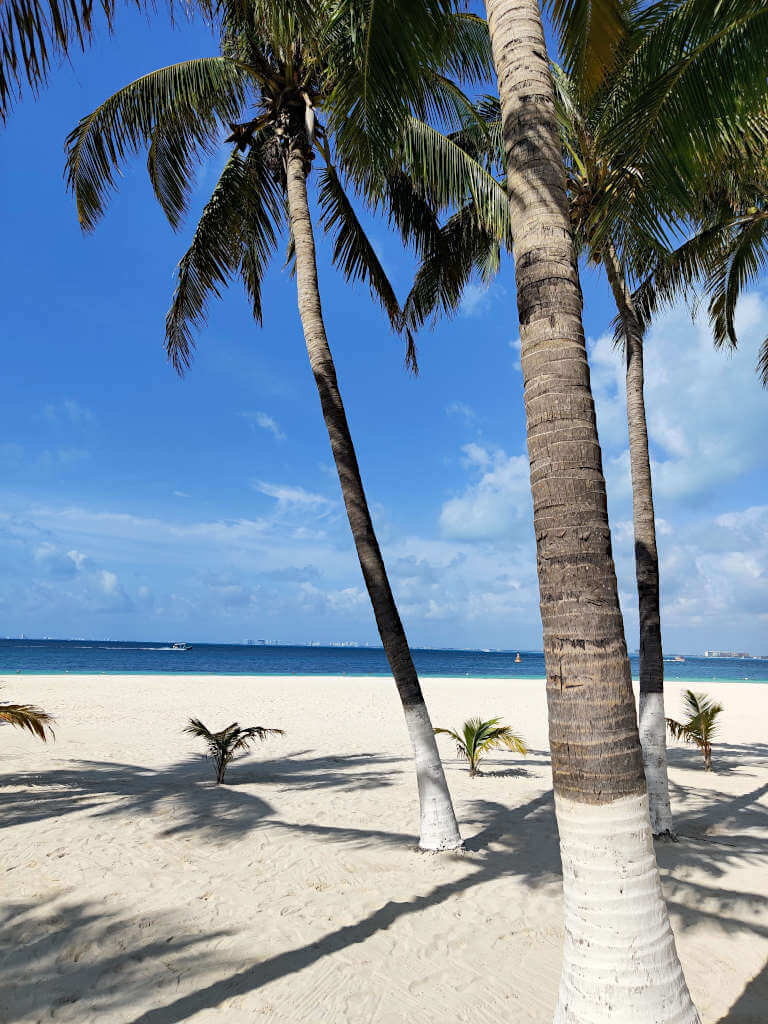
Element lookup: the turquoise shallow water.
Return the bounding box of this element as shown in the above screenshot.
[2,639,767,682]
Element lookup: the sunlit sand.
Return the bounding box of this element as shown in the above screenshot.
[3,675,766,1022]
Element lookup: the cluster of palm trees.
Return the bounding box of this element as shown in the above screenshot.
[4,0,767,1019]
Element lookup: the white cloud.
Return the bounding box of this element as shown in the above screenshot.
[243,411,286,441]
[590,294,768,501]
[446,402,476,424]
[173,490,192,499]
[255,481,334,507]
[440,447,532,541]
[459,282,501,317]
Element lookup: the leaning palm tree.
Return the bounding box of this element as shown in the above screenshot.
[435,717,526,777]
[64,0,495,851]
[0,691,54,740]
[666,690,723,771]
[480,0,701,1017]
[184,717,283,783]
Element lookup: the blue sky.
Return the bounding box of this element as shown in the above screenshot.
[1,10,767,654]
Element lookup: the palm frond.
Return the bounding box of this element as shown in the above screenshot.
[0,699,55,740]
[435,716,526,775]
[327,2,489,186]
[603,0,768,203]
[165,139,284,373]
[318,165,404,339]
[0,0,140,120]
[402,204,502,334]
[402,117,510,241]
[65,57,251,231]
[544,0,627,95]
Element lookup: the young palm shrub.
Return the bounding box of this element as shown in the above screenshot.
[435,717,526,778]
[666,690,723,771]
[184,717,284,784]
[0,692,54,741]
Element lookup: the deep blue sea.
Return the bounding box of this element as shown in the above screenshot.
[2,639,768,682]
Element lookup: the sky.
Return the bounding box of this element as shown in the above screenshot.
[1,10,767,654]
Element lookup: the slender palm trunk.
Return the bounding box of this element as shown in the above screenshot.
[603,244,674,838]
[283,142,461,851]
[485,0,697,1018]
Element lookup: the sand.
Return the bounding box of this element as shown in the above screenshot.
[1,674,766,1023]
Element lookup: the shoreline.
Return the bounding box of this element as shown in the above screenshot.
[6,669,768,683]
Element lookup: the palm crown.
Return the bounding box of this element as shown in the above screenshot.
[64,0,497,371]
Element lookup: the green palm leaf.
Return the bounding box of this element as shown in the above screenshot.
[165,140,284,373]
[666,689,723,770]
[184,716,283,783]
[65,57,251,231]
[435,716,526,777]
[318,165,403,337]
[402,117,508,240]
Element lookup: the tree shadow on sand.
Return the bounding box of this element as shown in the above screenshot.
[0,750,404,842]
[716,957,768,1023]
[117,790,561,1023]
[0,896,232,1023]
[667,742,768,778]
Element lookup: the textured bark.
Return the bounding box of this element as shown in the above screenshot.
[284,143,461,851]
[603,245,674,837]
[485,0,698,1017]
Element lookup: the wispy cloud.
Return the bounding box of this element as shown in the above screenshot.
[446,402,476,424]
[254,481,333,507]
[242,411,286,441]
[44,399,93,424]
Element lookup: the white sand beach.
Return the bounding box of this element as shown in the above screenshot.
[2,674,766,1023]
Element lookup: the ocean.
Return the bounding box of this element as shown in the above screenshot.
[2,639,768,682]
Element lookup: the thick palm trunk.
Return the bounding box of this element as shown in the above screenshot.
[284,143,461,851]
[603,245,674,838]
[485,0,697,1018]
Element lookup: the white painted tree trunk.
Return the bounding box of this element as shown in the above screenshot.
[404,703,463,851]
[639,691,674,836]
[553,792,700,1023]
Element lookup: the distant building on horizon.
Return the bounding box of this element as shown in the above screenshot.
[704,650,751,659]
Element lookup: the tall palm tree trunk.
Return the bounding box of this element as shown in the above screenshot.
[284,141,462,852]
[603,244,674,838]
[484,0,697,1018]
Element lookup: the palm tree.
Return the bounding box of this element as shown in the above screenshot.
[481,0,700,1017]
[632,153,768,388]
[63,0,495,851]
[1,692,54,740]
[184,717,283,783]
[666,690,722,771]
[434,717,526,777]
[548,60,677,838]
[403,1,768,849]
